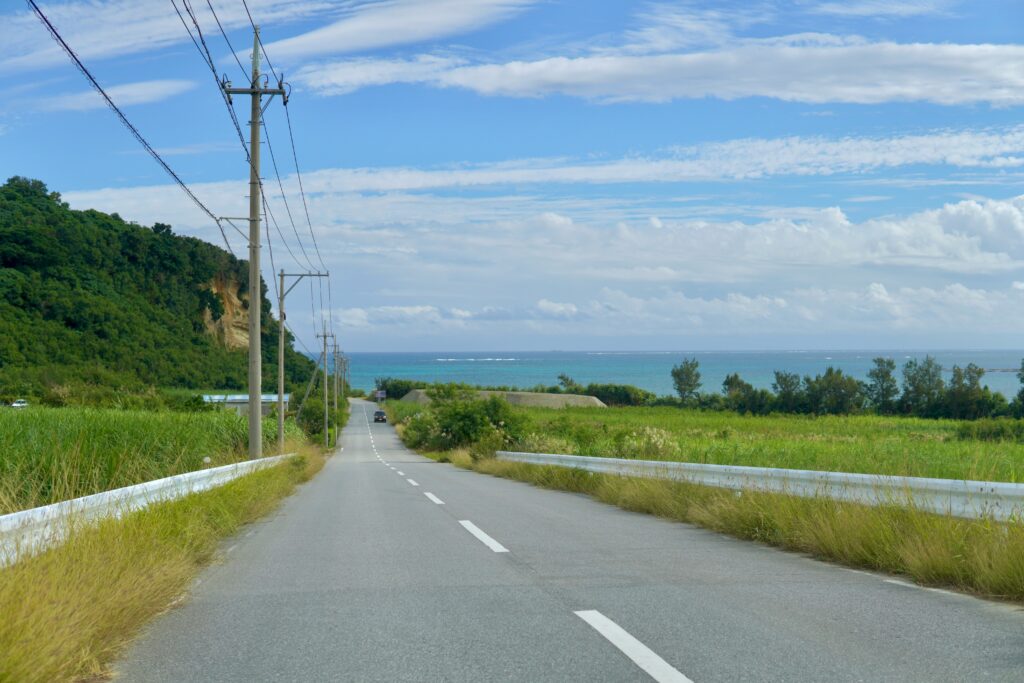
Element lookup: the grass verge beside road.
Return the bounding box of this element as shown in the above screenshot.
[390,400,1024,482]
[389,402,1024,602]
[427,448,1024,601]
[0,445,324,683]
[0,406,305,513]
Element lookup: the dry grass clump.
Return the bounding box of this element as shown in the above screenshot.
[472,459,1024,602]
[0,443,323,683]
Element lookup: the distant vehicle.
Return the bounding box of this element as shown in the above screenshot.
[373,410,387,423]
[10,399,28,409]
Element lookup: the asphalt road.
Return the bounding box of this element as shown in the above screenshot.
[117,399,1024,682]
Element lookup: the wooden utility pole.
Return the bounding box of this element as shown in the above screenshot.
[276,270,326,454]
[222,26,285,460]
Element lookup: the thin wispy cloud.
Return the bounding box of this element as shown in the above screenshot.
[262,0,536,61]
[38,79,196,112]
[0,0,333,73]
[297,39,1024,105]
[248,126,1024,193]
[808,0,955,18]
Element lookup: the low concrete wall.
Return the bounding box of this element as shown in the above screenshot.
[400,389,606,408]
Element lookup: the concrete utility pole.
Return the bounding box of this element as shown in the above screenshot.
[316,331,332,449]
[332,341,339,413]
[323,332,329,449]
[342,356,348,402]
[222,26,286,460]
[275,269,327,454]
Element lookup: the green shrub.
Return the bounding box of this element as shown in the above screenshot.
[435,400,492,448]
[957,418,1024,443]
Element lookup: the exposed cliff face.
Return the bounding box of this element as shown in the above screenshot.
[202,273,249,350]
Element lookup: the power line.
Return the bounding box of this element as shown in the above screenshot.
[172,0,308,277]
[283,104,335,341]
[171,0,248,156]
[240,0,279,81]
[230,0,332,350]
[27,0,234,254]
[172,1,332,355]
[283,105,328,272]
[262,194,301,267]
[262,121,316,271]
[203,0,247,78]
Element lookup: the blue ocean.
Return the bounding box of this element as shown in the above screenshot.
[344,350,1024,398]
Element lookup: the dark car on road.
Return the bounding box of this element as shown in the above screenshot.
[373,410,387,423]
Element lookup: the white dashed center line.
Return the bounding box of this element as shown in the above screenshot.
[397,471,405,476]
[406,478,419,486]
[424,492,445,505]
[459,520,508,553]
[574,610,692,683]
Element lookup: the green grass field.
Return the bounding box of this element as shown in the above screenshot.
[513,406,1024,482]
[0,406,304,513]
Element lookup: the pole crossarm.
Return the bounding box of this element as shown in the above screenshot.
[276,269,329,454]
[281,271,327,299]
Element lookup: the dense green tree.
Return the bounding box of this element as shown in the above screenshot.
[722,373,772,415]
[803,367,864,415]
[899,356,946,417]
[771,371,804,413]
[670,358,702,404]
[865,357,899,414]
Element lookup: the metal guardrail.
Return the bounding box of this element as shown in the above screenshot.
[0,453,294,565]
[496,451,1024,521]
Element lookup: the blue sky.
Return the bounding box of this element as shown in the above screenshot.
[2,0,1024,352]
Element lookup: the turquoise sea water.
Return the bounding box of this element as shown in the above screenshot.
[343,350,1024,398]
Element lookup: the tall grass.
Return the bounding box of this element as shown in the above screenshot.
[0,407,303,514]
[0,447,323,682]
[511,406,1024,482]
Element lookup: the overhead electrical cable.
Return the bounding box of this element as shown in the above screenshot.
[239,0,279,80]
[262,122,317,271]
[27,0,235,253]
[203,0,248,78]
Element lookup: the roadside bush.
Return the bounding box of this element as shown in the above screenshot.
[957,418,1024,443]
[585,383,656,407]
[435,400,492,448]
[469,426,506,461]
[402,410,440,449]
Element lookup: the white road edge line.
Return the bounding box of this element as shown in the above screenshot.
[424,492,445,505]
[574,610,692,683]
[459,520,509,553]
[883,578,963,597]
[406,479,419,486]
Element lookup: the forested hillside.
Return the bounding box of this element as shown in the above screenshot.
[0,176,314,397]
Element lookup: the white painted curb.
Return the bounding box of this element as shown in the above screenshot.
[0,453,294,565]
